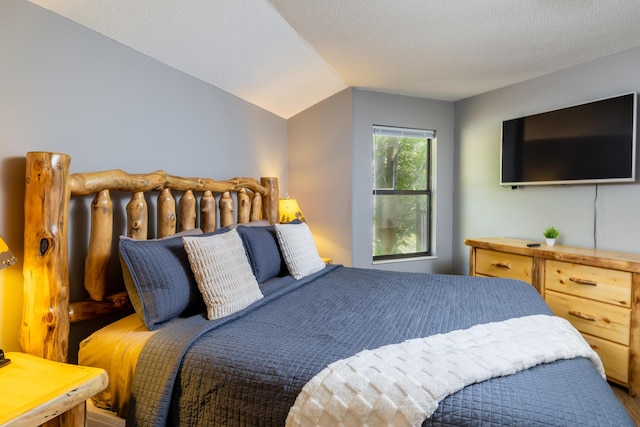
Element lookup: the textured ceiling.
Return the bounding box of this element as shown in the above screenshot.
[28,0,640,118]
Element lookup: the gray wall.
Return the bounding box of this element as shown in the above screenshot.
[353,90,454,273]
[0,0,288,352]
[288,89,354,265]
[289,89,455,273]
[453,47,640,274]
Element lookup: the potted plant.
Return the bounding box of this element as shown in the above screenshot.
[543,226,559,246]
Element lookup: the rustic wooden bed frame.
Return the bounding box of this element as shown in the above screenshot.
[20,152,279,366]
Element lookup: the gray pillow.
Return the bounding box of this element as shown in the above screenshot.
[236,225,286,283]
[119,228,227,330]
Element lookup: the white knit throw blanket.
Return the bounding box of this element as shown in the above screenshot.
[286,314,604,427]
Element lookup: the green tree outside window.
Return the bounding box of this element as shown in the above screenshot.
[372,126,433,260]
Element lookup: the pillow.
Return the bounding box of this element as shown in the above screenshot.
[183,229,263,320]
[119,233,208,330]
[275,222,326,279]
[236,225,286,283]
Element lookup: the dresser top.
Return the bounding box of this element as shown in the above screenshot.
[465,237,640,272]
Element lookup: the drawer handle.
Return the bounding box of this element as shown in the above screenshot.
[568,310,597,322]
[491,261,511,269]
[569,276,597,286]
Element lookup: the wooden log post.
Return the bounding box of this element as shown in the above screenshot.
[127,192,148,239]
[250,192,262,222]
[237,188,250,224]
[178,190,197,231]
[219,192,234,228]
[157,188,176,238]
[200,191,216,233]
[261,177,279,225]
[20,152,72,362]
[84,190,113,301]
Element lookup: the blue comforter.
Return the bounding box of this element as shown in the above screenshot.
[128,266,633,426]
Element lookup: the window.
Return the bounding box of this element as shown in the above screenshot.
[372,125,434,261]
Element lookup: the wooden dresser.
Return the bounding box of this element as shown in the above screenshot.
[465,237,640,395]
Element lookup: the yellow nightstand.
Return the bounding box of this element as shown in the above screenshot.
[0,352,108,426]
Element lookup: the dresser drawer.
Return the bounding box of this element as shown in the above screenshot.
[475,249,533,283]
[545,260,631,307]
[582,333,629,384]
[546,290,631,345]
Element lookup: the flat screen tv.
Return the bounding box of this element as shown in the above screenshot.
[500,92,637,186]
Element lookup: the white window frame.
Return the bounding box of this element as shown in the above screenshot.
[372,125,435,262]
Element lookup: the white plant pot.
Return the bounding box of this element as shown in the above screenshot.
[545,238,556,246]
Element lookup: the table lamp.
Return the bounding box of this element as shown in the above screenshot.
[279,196,305,223]
[0,234,16,367]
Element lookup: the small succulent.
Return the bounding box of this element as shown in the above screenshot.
[543,226,559,239]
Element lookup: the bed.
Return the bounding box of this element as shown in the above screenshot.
[20,151,634,426]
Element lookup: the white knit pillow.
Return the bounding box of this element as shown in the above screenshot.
[275,223,326,279]
[183,229,263,320]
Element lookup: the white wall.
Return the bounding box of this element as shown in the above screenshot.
[453,47,640,274]
[0,0,288,352]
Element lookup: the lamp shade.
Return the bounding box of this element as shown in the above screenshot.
[0,235,16,269]
[279,197,305,223]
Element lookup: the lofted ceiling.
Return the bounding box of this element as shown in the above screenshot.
[28,0,640,119]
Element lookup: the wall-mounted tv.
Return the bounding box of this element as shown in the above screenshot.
[500,92,637,186]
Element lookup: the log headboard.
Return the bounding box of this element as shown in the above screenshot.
[20,152,279,362]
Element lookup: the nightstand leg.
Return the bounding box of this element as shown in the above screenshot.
[42,403,86,427]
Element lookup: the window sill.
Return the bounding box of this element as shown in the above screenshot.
[372,255,438,265]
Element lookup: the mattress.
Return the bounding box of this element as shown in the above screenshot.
[79,313,156,417]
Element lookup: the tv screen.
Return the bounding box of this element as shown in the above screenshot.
[501,92,637,186]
